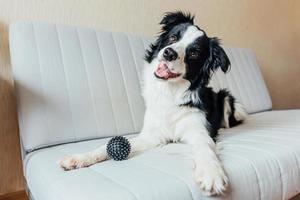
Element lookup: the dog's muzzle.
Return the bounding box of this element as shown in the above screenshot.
[163,47,178,61]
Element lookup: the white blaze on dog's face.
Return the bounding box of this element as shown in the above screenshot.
[145,12,230,87]
[155,26,205,81]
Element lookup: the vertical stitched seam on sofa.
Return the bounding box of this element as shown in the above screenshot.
[88,168,138,200]
[247,52,271,110]
[126,35,142,84]
[76,28,101,137]
[31,23,51,146]
[228,140,284,200]
[55,25,77,140]
[225,48,246,105]
[111,32,136,131]
[250,51,270,105]
[240,49,260,111]
[229,125,300,199]
[231,48,251,108]
[231,49,253,111]
[235,49,255,111]
[94,30,119,133]
[127,35,144,130]
[225,153,263,200]
[223,48,241,98]
[250,53,272,109]
[230,48,248,105]
[243,50,264,111]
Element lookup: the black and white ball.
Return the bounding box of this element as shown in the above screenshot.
[106,136,131,161]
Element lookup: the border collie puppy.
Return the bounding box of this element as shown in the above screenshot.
[60,11,247,196]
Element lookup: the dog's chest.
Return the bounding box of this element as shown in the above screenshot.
[142,77,193,137]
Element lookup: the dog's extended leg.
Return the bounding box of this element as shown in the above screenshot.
[60,134,158,170]
[177,111,228,196]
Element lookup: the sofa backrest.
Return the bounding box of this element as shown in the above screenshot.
[209,46,272,113]
[10,22,272,152]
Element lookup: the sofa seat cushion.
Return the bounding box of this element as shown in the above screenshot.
[25,110,300,200]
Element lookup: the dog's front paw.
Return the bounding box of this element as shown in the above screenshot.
[59,154,92,170]
[194,164,228,196]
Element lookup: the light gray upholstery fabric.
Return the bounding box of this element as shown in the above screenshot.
[10,21,271,152]
[24,110,300,200]
[209,47,272,113]
[10,22,150,152]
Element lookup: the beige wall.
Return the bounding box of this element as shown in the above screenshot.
[292,0,300,67]
[0,0,299,195]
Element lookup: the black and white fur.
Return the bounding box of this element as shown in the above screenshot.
[60,11,247,196]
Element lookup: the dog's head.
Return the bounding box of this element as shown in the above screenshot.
[145,11,230,88]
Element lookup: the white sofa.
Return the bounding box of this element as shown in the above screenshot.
[9,22,300,200]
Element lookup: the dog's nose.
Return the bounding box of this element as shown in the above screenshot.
[163,48,178,61]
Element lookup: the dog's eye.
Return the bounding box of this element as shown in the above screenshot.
[168,35,178,44]
[189,51,199,59]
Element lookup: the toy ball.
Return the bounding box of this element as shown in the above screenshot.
[106,136,131,161]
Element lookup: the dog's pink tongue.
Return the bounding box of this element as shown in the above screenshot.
[155,61,170,79]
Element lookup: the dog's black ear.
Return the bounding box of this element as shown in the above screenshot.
[205,37,230,73]
[160,11,194,31]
